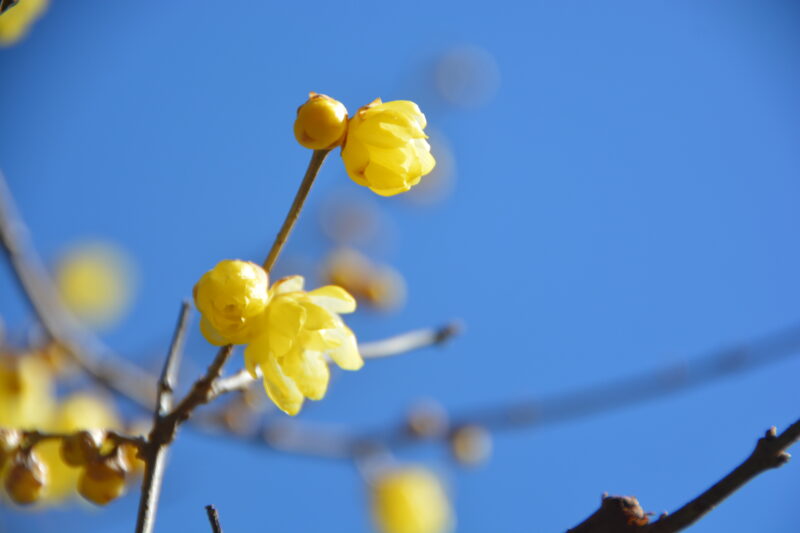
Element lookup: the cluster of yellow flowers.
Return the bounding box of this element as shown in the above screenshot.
[294,93,436,196]
[194,260,363,415]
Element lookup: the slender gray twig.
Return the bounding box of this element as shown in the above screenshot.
[0,171,157,407]
[211,322,461,398]
[134,302,191,533]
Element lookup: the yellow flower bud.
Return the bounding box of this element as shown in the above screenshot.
[60,430,104,467]
[341,99,436,196]
[0,428,21,468]
[78,455,127,506]
[4,450,48,505]
[371,466,453,533]
[294,93,349,150]
[194,260,270,345]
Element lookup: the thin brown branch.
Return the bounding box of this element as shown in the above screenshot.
[210,322,461,399]
[205,504,224,533]
[643,420,800,532]
[135,303,192,533]
[262,149,330,272]
[0,172,157,408]
[567,419,800,532]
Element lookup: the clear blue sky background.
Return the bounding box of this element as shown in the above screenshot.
[2,1,800,532]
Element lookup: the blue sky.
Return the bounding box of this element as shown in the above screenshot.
[2,1,800,532]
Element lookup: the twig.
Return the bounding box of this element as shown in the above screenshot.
[135,303,191,533]
[643,421,800,532]
[263,149,330,272]
[567,419,800,532]
[0,172,157,408]
[13,429,145,451]
[231,322,800,459]
[205,505,224,533]
[211,322,461,398]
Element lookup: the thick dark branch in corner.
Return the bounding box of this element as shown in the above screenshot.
[205,505,224,533]
[567,418,800,533]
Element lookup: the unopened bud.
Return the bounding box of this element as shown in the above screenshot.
[450,425,492,467]
[78,454,128,505]
[4,450,48,505]
[294,93,348,150]
[60,430,104,467]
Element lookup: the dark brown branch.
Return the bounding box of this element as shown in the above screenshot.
[567,419,800,533]
[0,172,157,408]
[205,505,224,533]
[135,302,192,533]
[643,420,800,532]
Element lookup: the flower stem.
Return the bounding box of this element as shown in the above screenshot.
[262,149,330,273]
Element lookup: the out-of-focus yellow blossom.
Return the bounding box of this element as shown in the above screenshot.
[194,260,270,345]
[341,99,435,196]
[294,93,349,150]
[371,466,453,533]
[0,356,55,429]
[0,0,47,46]
[244,276,362,415]
[40,393,121,502]
[322,248,406,311]
[55,242,134,329]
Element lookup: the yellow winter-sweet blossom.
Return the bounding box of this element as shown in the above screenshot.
[341,99,436,196]
[193,260,270,345]
[371,466,453,533]
[244,275,363,415]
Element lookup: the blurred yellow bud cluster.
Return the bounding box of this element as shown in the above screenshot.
[0,348,140,506]
[194,260,363,415]
[0,427,137,506]
[322,248,406,312]
[370,466,453,533]
[294,94,436,197]
[0,0,47,46]
[55,241,135,330]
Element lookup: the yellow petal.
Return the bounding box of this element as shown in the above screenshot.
[308,285,357,314]
[325,325,363,370]
[269,275,305,297]
[282,350,330,400]
[261,356,304,416]
[200,317,231,346]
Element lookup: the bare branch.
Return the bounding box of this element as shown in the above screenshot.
[205,505,224,533]
[263,149,330,272]
[210,322,461,399]
[135,303,192,533]
[0,172,157,408]
[567,419,800,532]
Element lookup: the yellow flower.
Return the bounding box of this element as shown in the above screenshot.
[0,0,48,46]
[341,99,436,196]
[371,466,453,533]
[194,260,270,345]
[55,241,134,329]
[244,276,362,415]
[294,93,349,150]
